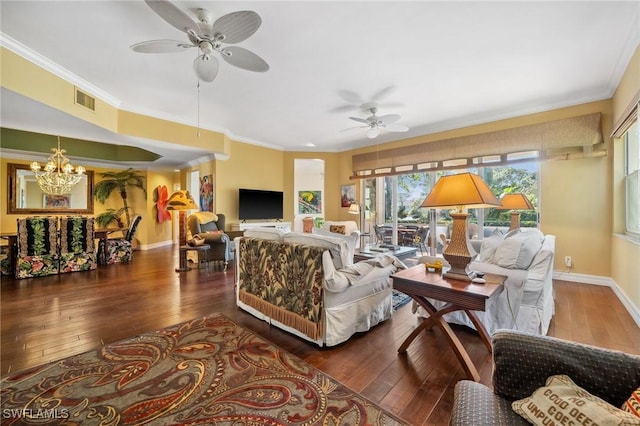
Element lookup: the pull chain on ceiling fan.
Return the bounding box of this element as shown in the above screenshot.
[344,107,409,139]
[131,0,269,82]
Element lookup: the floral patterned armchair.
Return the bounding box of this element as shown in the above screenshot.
[59,216,97,273]
[99,215,142,264]
[15,216,59,279]
[0,245,11,276]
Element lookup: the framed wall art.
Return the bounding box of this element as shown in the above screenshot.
[341,184,355,207]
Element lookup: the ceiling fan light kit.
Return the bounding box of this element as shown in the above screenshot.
[131,0,269,83]
[346,107,409,139]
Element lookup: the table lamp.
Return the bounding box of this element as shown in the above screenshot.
[421,172,500,281]
[166,189,198,248]
[498,193,535,231]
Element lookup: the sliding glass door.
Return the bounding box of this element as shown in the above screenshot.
[362,161,539,252]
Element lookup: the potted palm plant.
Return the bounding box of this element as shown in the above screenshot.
[93,168,146,228]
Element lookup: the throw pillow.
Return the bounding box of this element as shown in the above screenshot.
[493,232,542,269]
[477,234,504,263]
[512,375,640,426]
[329,225,346,235]
[622,387,640,418]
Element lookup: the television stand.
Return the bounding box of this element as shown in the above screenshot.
[230,222,291,231]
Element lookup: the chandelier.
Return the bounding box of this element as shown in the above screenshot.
[30,137,86,195]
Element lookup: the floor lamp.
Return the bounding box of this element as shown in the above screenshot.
[497,193,535,231]
[166,189,198,271]
[348,202,366,246]
[421,172,500,281]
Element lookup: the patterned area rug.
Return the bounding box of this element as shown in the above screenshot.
[0,313,407,425]
[393,290,412,311]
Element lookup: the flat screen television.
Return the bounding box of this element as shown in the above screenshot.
[239,188,284,221]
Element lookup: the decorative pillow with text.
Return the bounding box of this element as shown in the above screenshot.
[622,387,640,418]
[512,375,640,426]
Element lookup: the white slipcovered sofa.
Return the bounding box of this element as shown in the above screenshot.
[415,229,556,336]
[235,227,405,346]
[321,220,361,248]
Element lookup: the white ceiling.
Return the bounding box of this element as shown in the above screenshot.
[1,1,639,169]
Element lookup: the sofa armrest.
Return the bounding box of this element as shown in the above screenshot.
[196,232,230,245]
[450,381,528,426]
[492,330,640,407]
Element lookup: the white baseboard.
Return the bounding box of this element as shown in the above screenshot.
[553,270,640,328]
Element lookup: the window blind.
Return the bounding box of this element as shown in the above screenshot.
[351,113,604,179]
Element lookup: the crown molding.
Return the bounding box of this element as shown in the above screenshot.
[1,32,121,109]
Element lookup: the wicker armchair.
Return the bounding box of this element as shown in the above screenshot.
[450,330,640,425]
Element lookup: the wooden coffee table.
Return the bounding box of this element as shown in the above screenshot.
[391,265,506,381]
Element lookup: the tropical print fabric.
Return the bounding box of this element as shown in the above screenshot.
[0,246,10,276]
[16,217,59,278]
[238,237,325,339]
[99,216,141,264]
[59,216,97,273]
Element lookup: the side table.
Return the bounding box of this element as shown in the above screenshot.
[391,265,506,381]
[177,244,211,272]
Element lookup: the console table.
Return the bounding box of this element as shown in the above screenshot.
[391,266,506,381]
[229,222,291,231]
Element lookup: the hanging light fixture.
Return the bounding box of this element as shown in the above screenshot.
[30,136,86,195]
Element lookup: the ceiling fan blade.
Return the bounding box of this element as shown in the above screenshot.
[330,104,358,113]
[193,54,219,82]
[385,124,409,132]
[221,46,269,72]
[212,11,261,44]
[144,0,199,35]
[371,85,397,101]
[348,117,369,124]
[131,39,193,53]
[337,90,364,105]
[341,125,369,132]
[377,114,401,124]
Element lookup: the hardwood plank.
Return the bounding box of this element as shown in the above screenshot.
[1,247,638,426]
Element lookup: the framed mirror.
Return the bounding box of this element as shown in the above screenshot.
[7,163,94,214]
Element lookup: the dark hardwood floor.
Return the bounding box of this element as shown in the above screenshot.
[2,246,639,425]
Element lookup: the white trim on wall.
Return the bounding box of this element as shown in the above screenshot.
[553,270,640,328]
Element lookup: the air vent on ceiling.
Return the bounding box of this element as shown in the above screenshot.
[75,88,95,111]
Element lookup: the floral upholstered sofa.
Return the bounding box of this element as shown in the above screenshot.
[236,228,405,346]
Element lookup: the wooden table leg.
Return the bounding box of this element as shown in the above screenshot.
[176,246,191,272]
[399,295,481,382]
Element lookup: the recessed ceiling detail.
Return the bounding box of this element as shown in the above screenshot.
[1,128,162,162]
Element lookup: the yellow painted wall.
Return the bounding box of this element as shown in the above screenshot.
[611,45,640,312]
[215,141,285,224]
[1,48,118,133]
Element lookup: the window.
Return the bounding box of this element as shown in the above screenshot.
[362,162,539,251]
[625,120,639,237]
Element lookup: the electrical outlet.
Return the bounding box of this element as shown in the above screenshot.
[565,256,572,268]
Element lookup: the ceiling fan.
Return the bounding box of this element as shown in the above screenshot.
[331,86,403,113]
[344,107,409,139]
[131,0,269,82]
